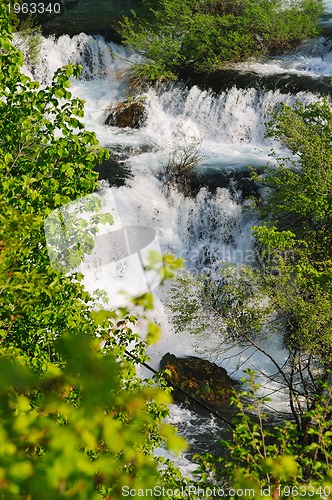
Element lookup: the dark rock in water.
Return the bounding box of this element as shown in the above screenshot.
[192,168,262,199]
[94,157,132,186]
[105,98,147,129]
[162,166,262,199]
[159,353,235,409]
[95,142,157,184]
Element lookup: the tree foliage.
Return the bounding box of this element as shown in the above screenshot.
[0,334,177,499]
[262,100,332,263]
[1,2,332,497]
[0,4,107,369]
[195,370,332,499]
[119,0,324,81]
[253,100,332,366]
[169,97,332,490]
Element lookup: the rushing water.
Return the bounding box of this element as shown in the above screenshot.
[19,12,332,469]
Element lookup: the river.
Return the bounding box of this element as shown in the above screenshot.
[19,1,332,473]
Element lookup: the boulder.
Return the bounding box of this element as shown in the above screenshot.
[159,353,235,409]
[105,98,147,129]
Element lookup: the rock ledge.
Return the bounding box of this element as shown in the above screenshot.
[160,353,235,408]
[105,97,147,129]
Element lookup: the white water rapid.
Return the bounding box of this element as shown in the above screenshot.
[19,22,332,469]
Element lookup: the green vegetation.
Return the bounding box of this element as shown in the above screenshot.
[119,0,324,82]
[195,370,332,498]
[249,101,332,377]
[169,98,332,495]
[1,1,331,498]
[15,16,42,69]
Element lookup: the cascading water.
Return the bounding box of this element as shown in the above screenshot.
[19,21,332,468]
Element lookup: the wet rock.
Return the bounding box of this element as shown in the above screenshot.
[94,157,132,186]
[187,168,262,199]
[178,67,331,96]
[159,353,235,408]
[105,98,147,129]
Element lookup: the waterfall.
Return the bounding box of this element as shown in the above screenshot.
[24,32,327,367]
[19,32,141,83]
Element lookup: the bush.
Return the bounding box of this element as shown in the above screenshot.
[118,0,324,81]
[195,370,332,499]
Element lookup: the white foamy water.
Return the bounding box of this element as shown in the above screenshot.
[19,32,326,466]
[19,32,141,83]
[229,0,332,79]
[234,38,332,80]
[20,33,319,171]
[324,0,332,11]
[26,33,317,377]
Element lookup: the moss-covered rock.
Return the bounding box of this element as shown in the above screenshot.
[159,353,235,408]
[105,98,147,129]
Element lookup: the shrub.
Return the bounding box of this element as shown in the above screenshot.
[118,0,324,81]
